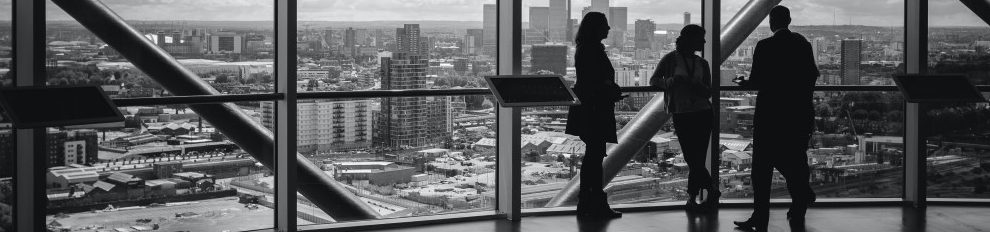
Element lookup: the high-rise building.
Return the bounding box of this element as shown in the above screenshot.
[548,0,569,42]
[45,129,99,168]
[261,100,373,152]
[609,7,627,31]
[464,29,484,55]
[396,24,424,56]
[375,52,451,149]
[608,7,627,47]
[209,33,243,54]
[529,7,551,44]
[530,7,550,32]
[684,12,691,26]
[531,44,568,75]
[635,19,656,50]
[524,28,549,45]
[841,39,862,85]
[483,4,497,57]
[616,69,637,86]
[590,0,609,20]
[344,27,357,57]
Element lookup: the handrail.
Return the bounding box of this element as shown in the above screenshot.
[113,93,284,106]
[109,85,988,107]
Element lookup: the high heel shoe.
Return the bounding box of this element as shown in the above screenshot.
[685,193,700,212]
[700,189,721,211]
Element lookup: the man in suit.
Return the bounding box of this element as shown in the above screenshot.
[733,5,819,231]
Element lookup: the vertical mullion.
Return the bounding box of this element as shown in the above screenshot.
[275,0,298,230]
[904,0,926,208]
[13,0,46,230]
[703,0,722,193]
[495,0,521,221]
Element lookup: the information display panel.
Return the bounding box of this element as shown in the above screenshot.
[894,74,987,103]
[485,75,580,107]
[0,86,124,128]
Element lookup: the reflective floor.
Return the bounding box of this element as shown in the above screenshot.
[371,206,989,232]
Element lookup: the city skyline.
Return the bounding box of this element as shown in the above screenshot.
[9,0,982,27]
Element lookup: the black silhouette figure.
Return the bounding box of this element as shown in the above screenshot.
[565,11,623,219]
[649,24,718,212]
[732,5,819,232]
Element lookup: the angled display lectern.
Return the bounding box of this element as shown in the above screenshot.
[484,75,580,220]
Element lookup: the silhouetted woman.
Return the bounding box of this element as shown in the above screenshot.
[649,24,718,212]
[565,11,623,219]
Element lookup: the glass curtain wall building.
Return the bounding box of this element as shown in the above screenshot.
[2,0,988,231]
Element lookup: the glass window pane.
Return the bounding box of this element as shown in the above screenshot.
[721,0,904,86]
[44,102,275,231]
[926,0,990,199]
[296,0,495,92]
[0,128,11,232]
[45,1,275,97]
[716,91,904,199]
[295,96,495,226]
[1,1,12,231]
[929,0,990,86]
[922,101,990,198]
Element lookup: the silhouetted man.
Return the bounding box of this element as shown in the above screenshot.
[733,5,819,232]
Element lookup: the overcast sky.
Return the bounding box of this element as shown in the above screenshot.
[6,0,982,27]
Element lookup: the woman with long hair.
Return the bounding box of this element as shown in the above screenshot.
[565,11,624,219]
[649,24,718,212]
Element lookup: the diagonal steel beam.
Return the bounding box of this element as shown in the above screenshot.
[545,95,671,207]
[960,0,990,27]
[546,0,780,207]
[50,0,381,221]
[720,0,783,64]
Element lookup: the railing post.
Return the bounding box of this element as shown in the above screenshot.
[275,0,298,230]
[904,0,927,208]
[496,0,522,221]
[12,0,46,230]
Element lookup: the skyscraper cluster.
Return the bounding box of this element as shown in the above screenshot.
[527,0,572,43]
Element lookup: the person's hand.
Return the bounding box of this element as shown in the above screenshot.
[732,75,747,86]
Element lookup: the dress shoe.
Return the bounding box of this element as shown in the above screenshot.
[733,218,768,232]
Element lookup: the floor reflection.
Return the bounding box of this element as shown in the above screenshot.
[901,206,926,232]
[576,216,614,232]
[686,210,719,232]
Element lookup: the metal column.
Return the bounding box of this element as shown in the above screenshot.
[275,0,298,230]
[49,0,380,221]
[904,0,928,208]
[12,0,46,230]
[545,95,671,207]
[704,0,722,200]
[496,0,522,220]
